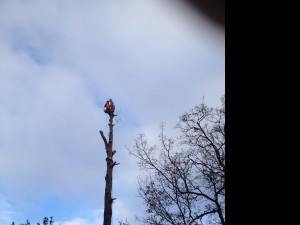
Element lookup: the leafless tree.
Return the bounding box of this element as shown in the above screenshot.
[128,96,225,225]
[100,99,119,225]
[118,218,130,225]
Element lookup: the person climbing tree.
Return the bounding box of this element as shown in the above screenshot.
[104,100,112,115]
[108,99,115,115]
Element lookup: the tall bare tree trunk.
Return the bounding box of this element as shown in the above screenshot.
[99,103,118,225]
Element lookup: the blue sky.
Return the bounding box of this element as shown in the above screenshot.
[0,0,224,224]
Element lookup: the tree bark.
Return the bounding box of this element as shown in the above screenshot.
[100,111,116,225]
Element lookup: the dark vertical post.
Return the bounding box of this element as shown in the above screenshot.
[99,99,118,225]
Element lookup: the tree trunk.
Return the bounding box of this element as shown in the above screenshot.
[100,111,117,225]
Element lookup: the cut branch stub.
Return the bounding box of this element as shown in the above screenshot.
[112,161,120,167]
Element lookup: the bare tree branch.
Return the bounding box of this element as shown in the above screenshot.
[100,130,108,148]
[128,95,225,225]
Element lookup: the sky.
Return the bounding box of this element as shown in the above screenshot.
[0,0,224,224]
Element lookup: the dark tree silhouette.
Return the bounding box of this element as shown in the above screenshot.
[12,216,56,225]
[128,96,225,225]
[118,218,130,225]
[100,98,119,225]
[49,217,54,225]
[43,217,48,225]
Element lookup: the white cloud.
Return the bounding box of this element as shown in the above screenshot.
[0,193,24,224]
[58,218,99,225]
